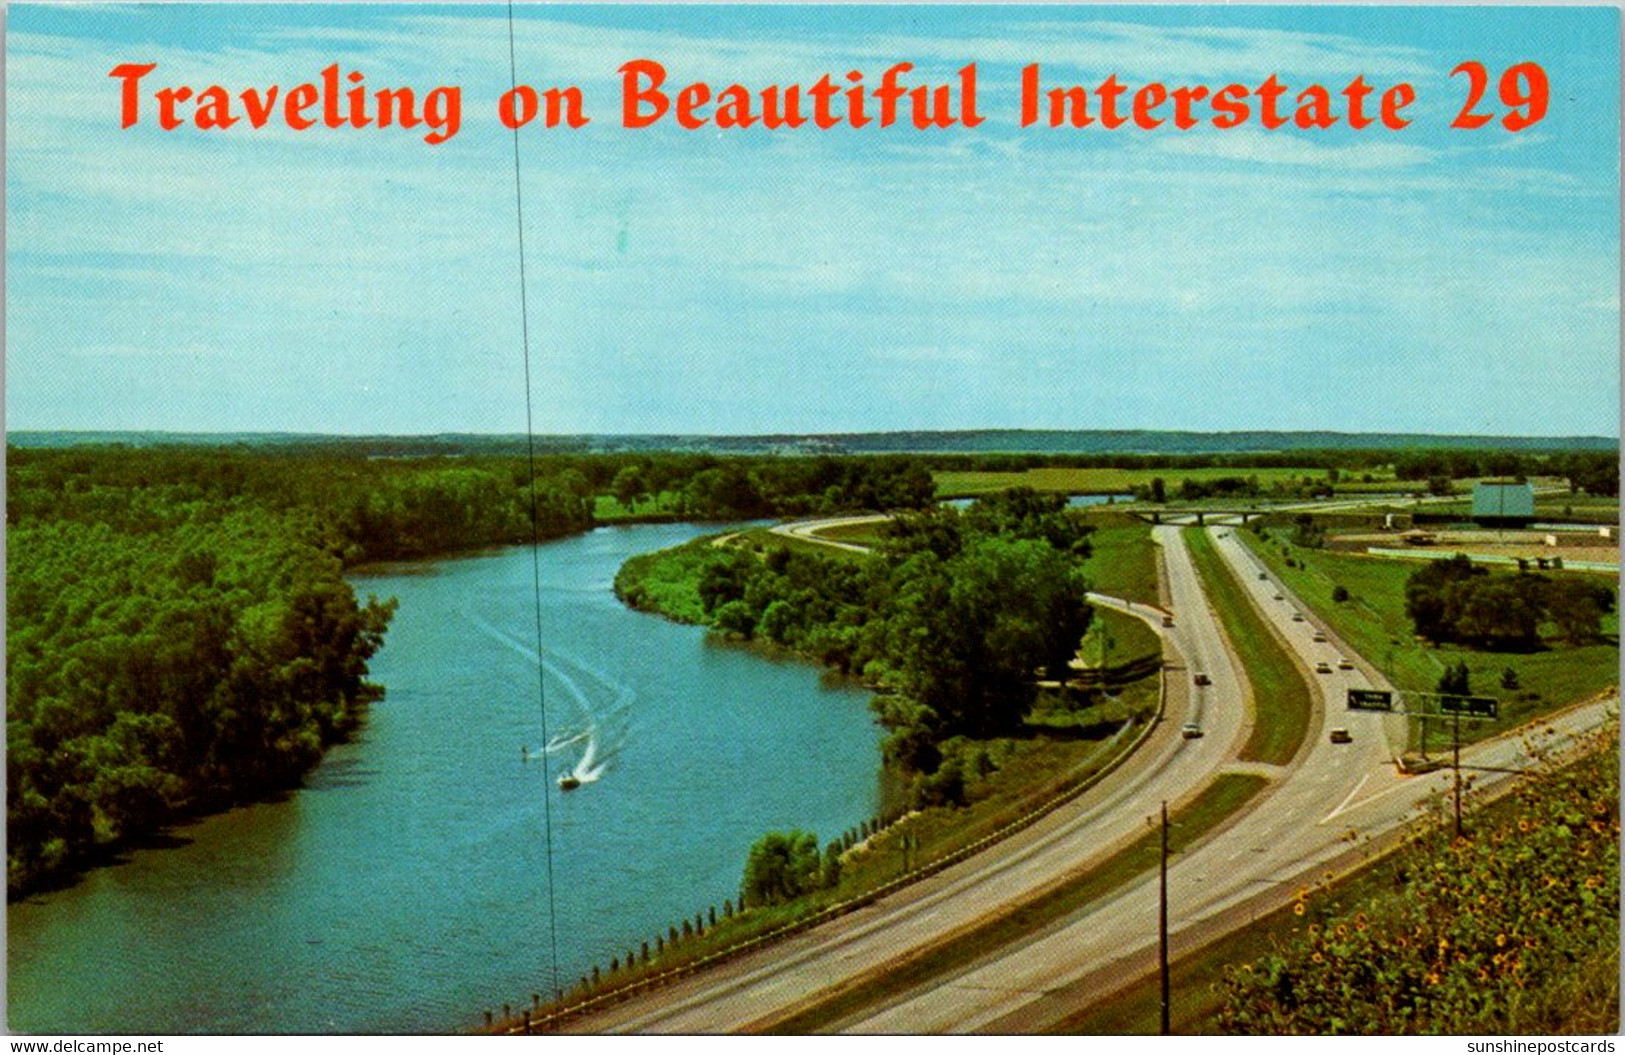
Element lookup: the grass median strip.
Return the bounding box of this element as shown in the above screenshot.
[751,772,1270,1035]
[1184,529,1312,766]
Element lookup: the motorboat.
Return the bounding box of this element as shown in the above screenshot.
[558,773,581,791]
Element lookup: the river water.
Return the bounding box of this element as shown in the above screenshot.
[7,524,881,1034]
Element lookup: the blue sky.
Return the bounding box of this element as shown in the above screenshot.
[6,4,1619,436]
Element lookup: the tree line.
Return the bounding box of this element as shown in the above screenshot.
[1404,553,1615,651]
[5,445,940,897]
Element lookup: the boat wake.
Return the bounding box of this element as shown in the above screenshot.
[461,608,633,788]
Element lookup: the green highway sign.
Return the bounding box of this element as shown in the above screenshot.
[1438,694,1499,719]
[1347,688,1394,712]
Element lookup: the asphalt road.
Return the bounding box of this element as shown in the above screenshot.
[836,527,1612,1033]
[565,527,1253,1033]
[561,518,1615,1034]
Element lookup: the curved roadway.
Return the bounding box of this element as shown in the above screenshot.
[560,518,1615,1034]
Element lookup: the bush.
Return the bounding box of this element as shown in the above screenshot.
[741,830,825,908]
[1220,724,1619,1034]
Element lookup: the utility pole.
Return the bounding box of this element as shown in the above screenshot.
[1453,710,1463,838]
[1160,800,1170,1036]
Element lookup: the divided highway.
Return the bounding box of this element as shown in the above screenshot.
[560,521,1616,1034]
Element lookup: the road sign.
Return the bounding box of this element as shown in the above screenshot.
[1438,694,1499,719]
[1347,688,1394,712]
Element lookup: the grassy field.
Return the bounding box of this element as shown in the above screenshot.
[933,466,1398,498]
[1237,529,1619,744]
[612,536,726,622]
[1082,512,1161,607]
[758,772,1270,1034]
[593,491,684,521]
[1185,529,1314,766]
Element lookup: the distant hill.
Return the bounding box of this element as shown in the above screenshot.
[7,428,1617,457]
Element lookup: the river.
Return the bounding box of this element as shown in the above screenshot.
[7,524,881,1034]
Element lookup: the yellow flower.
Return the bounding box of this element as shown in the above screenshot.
[1518,819,1530,832]
[1496,933,1507,947]
[1312,953,1325,965]
[1426,971,1441,986]
[1477,969,1490,982]
[1294,902,1306,916]
[1336,925,1348,938]
[1585,875,1601,890]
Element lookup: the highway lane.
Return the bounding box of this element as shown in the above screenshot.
[564,528,1254,1034]
[842,527,1613,1033]
[564,516,1613,1034]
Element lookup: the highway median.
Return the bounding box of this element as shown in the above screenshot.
[1184,528,1314,766]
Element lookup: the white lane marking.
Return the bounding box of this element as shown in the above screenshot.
[1321,773,1371,824]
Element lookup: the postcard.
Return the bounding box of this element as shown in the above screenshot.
[5,3,1619,1041]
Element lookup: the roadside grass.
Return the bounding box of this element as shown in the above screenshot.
[808,520,888,546]
[933,467,1363,498]
[1082,512,1161,607]
[734,526,870,563]
[1185,529,1314,766]
[1045,856,1401,1035]
[1084,608,1161,670]
[756,773,1271,1034]
[1235,529,1619,745]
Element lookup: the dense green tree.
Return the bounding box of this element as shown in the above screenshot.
[741,830,823,907]
[611,465,648,512]
[1437,661,1472,696]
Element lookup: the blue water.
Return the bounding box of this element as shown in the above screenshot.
[7,524,881,1034]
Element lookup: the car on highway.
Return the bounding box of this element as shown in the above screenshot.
[1312,630,1327,642]
[1315,661,1333,674]
[1329,728,1353,744]
[1258,572,1269,581]
[1273,592,1285,600]
[1337,657,1355,670]
[1193,672,1211,686]
[1292,612,1306,622]
[1181,723,1204,739]
[1162,614,1175,627]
